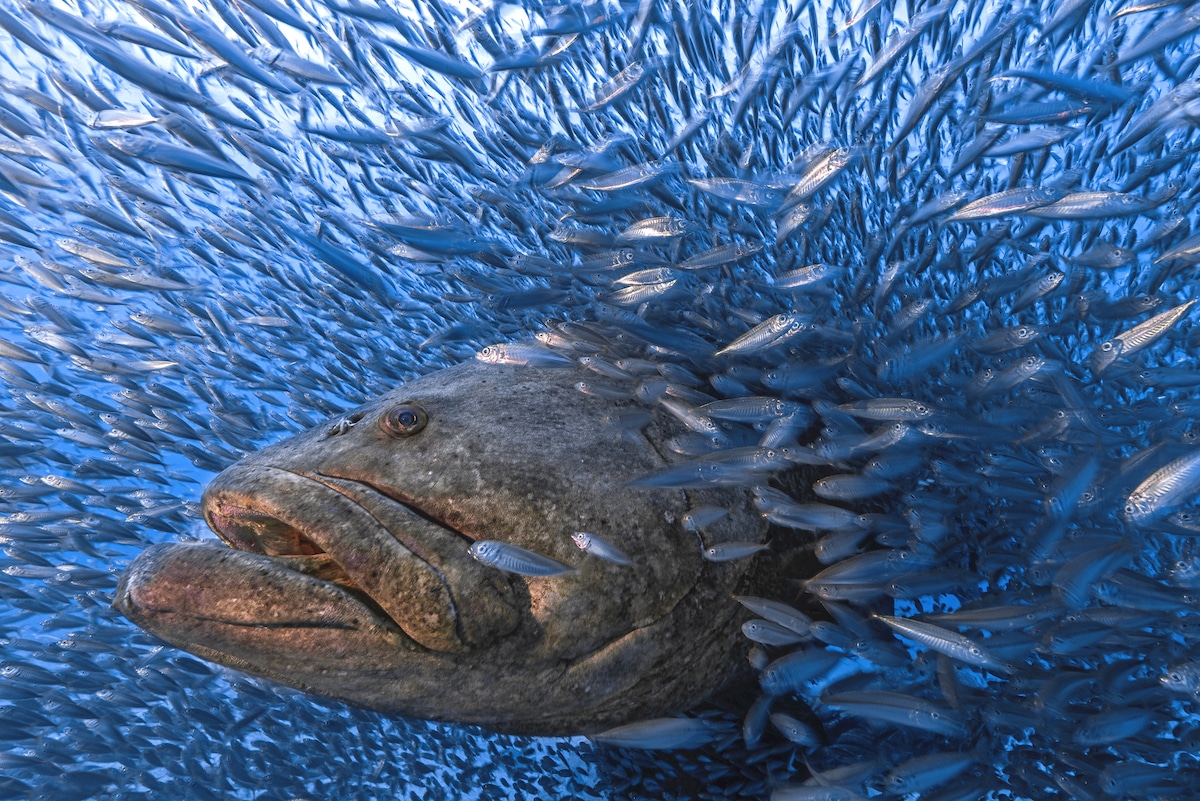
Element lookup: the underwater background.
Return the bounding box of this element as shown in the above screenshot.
[1,0,1199,798]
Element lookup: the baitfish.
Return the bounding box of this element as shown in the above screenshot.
[703,541,771,562]
[571,530,635,566]
[3,0,1200,795]
[468,540,574,576]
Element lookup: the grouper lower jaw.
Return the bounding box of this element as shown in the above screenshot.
[113,540,755,737]
[113,543,417,671]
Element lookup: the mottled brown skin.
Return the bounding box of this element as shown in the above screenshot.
[115,361,798,736]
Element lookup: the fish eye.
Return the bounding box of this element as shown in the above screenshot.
[1100,341,1114,352]
[381,402,428,438]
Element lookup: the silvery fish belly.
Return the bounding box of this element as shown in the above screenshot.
[115,362,789,736]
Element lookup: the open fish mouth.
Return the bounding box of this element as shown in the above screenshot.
[205,499,360,586]
[197,465,523,653]
[203,490,402,633]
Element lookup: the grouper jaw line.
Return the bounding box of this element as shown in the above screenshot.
[313,471,479,547]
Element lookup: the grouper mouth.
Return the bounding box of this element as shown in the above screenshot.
[119,464,524,656]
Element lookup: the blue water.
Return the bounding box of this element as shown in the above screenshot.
[1,0,1199,798]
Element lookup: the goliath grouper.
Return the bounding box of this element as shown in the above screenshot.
[115,361,800,737]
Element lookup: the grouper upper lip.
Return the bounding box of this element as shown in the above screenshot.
[204,468,457,588]
[200,465,523,653]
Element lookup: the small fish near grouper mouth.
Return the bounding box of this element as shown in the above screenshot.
[114,361,804,737]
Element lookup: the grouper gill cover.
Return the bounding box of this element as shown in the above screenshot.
[0,0,1199,798]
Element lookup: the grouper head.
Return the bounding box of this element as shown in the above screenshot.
[115,361,784,736]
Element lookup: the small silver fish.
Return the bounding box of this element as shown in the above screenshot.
[1089,299,1196,374]
[715,313,807,357]
[658,397,728,443]
[819,690,967,736]
[1124,450,1200,524]
[467,540,573,576]
[681,506,729,532]
[606,280,678,306]
[883,751,979,796]
[742,693,772,749]
[89,109,163,130]
[586,59,654,110]
[589,717,716,749]
[943,187,1065,221]
[1028,190,1165,220]
[762,501,866,532]
[1162,662,1200,695]
[475,342,575,367]
[570,531,634,566]
[678,241,763,270]
[970,324,1041,354]
[787,146,858,203]
[703,541,770,561]
[772,262,844,290]
[834,398,933,421]
[615,216,691,244]
[769,712,820,747]
[741,619,807,646]
[687,177,784,208]
[574,381,633,400]
[760,648,844,696]
[873,615,1013,673]
[1073,708,1155,745]
[697,396,803,422]
[812,474,894,501]
[577,160,678,192]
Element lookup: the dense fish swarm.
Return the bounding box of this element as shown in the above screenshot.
[1,0,1200,797]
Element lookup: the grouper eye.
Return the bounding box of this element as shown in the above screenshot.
[380,402,428,438]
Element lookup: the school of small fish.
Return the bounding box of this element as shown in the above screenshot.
[1,0,1200,797]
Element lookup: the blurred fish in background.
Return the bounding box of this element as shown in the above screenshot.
[0,0,1199,799]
